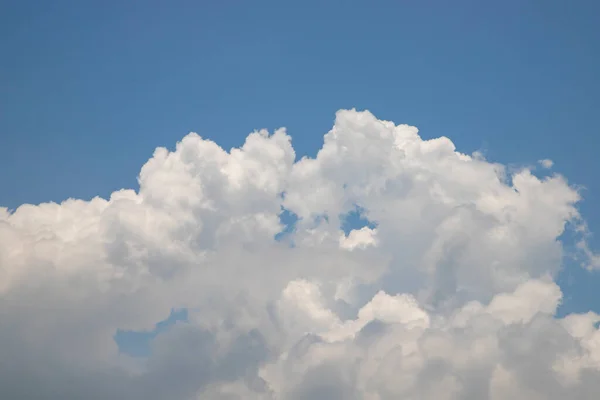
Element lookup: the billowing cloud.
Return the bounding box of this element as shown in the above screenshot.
[0,109,598,399]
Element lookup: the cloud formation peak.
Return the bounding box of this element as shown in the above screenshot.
[1,109,598,399]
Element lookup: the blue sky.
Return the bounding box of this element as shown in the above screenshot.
[2,0,600,356]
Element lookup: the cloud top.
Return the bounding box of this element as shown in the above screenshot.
[0,109,598,399]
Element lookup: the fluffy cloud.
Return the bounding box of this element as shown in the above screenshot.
[0,109,598,399]
[539,158,554,169]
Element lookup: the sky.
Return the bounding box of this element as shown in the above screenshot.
[2,1,600,399]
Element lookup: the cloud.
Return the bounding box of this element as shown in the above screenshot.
[0,109,598,399]
[539,159,554,169]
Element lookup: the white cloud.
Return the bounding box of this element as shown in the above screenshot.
[0,109,598,399]
[539,159,554,169]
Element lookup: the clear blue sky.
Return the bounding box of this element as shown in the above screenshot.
[2,0,599,341]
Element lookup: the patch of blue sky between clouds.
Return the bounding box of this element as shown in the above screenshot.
[340,205,377,235]
[556,219,600,318]
[274,207,298,244]
[557,265,600,318]
[114,308,188,357]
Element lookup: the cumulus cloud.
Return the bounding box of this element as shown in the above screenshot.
[0,109,599,399]
[539,159,554,169]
